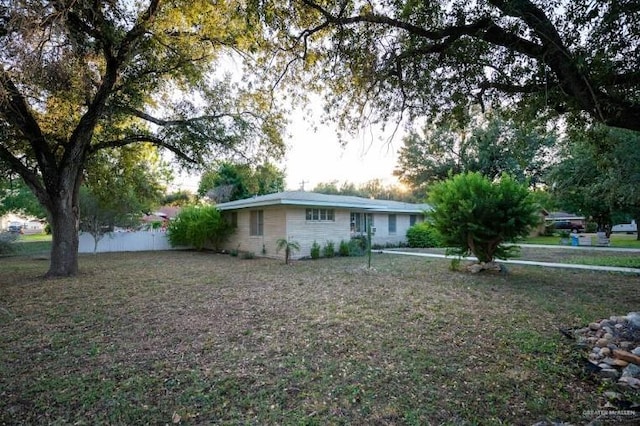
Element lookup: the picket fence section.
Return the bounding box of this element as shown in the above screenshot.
[78,230,174,253]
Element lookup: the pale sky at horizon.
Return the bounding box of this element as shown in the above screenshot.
[173,104,406,194]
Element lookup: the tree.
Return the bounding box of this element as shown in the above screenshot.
[166,205,232,251]
[428,172,540,271]
[312,179,414,201]
[0,177,47,219]
[259,1,640,132]
[0,1,284,276]
[548,125,640,237]
[79,187,141,254]
[275,238,301,264]
[198,161,285,202]
[394,114,555,193]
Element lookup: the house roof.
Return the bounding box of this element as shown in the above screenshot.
[546,211,586,221]
[215,191,430,214]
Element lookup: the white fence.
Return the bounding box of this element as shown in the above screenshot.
[79,230,174,253]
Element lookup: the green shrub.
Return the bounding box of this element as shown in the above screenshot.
[44,223,52,235]
[276,238,301,264]
[310,240,321,259]
[585,222,597,233]
[241,251,255,259]
[348,237,366,256]
[338,240,350,257]
[406,222,441,248]
[167,205,233,250]
[323,241,335,258]
[429,172,539,263]
[542,222,555,236]
[0,232,18,255]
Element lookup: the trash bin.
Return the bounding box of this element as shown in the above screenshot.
[571,234,579,246]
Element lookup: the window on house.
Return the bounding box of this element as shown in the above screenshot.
[410,215,417,227]
[306,208,335,222]
[388,214,397,234]
[224,212,238,228]
[250,210,263,236]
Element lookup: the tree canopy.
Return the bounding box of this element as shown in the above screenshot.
[259,0,640,133]
[394,114,555,193]
[547,125,640,235]
[0,1,284,276]
[198,161,285,202]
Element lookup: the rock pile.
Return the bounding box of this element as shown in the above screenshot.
[572,312,640,389]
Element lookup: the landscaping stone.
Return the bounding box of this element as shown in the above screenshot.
[599,368,620,379]
[622,363,640,378]
[567,312,640,390]
[628,312,640,329]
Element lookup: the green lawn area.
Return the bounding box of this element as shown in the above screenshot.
[524,233,640,248]
[10,233,52,257]
[1,251,638,424]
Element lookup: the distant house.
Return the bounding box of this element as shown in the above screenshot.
[141,206,181,228]
[215,191,430,259]
[0,212,45,234]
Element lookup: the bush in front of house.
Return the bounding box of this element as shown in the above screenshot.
[406,222,442,248]
[310,240,321,259]
[323,241,335,258]
[338,240,350,257]
[167,205,233,250]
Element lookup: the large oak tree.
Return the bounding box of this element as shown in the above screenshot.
[0,1,284,276]
[259,0,640,132]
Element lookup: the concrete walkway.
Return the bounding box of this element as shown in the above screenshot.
[380,248,640,275]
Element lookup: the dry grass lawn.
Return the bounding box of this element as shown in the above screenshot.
[1,251,639,425]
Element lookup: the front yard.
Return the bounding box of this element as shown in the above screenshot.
[1,251,639,424]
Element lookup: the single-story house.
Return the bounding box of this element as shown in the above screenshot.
[215,191,430,259]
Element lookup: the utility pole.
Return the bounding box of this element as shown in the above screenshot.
[298,180,308,191]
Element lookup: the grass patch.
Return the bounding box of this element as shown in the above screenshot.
[1,252,639,424]
[565,255,640,268]
[524,233,640,248]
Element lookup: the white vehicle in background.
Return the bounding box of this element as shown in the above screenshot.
[611,220,637,233]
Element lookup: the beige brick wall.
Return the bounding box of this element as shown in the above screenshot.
[284,208,351,258]
[220,207,424,259]
[220,207,287,258]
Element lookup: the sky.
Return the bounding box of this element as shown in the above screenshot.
[173,105,406,193]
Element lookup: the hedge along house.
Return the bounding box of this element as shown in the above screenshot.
[215,191,430,260]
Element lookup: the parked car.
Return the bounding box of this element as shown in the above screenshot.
[7,223,24,233]
[550,220,585,233]
[612,220,637,234]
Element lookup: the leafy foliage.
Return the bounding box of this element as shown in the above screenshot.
[0,1,284,276]
[275,238,301,264]
[79,188,140,254]
[547,125,640,235]
[394,115,556,193]
[0,178,47,218]
[0,232,18,255]
[406,222,441,248]
[428,173,540,264]
[167,206,233,251]
[322,241,335,258]
[313,179,415,202]
[260,1,640,132]
[199,161,285,202]
[310,241,321,259]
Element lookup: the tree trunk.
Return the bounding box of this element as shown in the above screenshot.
[46,188,80,277]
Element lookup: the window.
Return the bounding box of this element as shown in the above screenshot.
[410,215,417,227]
[388,214,397,234]
[351,212,373,233]
[224,212,238,228]
[250,210,263,236]
[306,208,335,222]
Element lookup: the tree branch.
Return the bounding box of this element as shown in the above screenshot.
[89,135,197,163]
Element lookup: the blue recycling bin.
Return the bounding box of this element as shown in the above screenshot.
[571,234,579,246]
